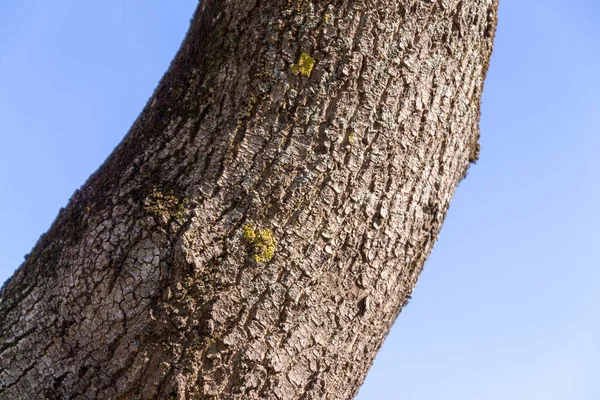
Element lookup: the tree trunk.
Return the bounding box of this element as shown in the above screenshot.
[0,1,497,398]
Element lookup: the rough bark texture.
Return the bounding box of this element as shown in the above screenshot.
[0,1,497,398]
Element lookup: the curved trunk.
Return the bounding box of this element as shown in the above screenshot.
[0,0,497,398]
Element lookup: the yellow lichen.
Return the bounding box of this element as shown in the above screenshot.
[290,53,316,77]
[349,131,357,143]
[243,225,276,263]
[144,188,186,221]
[243,225,257,242]
[324,13,331,23]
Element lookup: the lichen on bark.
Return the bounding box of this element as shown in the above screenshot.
[243,225,276,263]
[290,52,316,77]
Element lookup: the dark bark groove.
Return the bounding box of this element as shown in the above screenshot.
[0,1,497,398]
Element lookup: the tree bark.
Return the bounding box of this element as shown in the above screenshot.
[0,1,497,399]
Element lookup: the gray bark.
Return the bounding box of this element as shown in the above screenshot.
[0,0,497,399]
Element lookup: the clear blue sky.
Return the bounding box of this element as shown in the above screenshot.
[1,1,598,399]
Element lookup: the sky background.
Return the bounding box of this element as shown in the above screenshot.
[0,1,598,399]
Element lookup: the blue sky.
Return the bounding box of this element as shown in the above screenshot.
[0,1,598,399]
